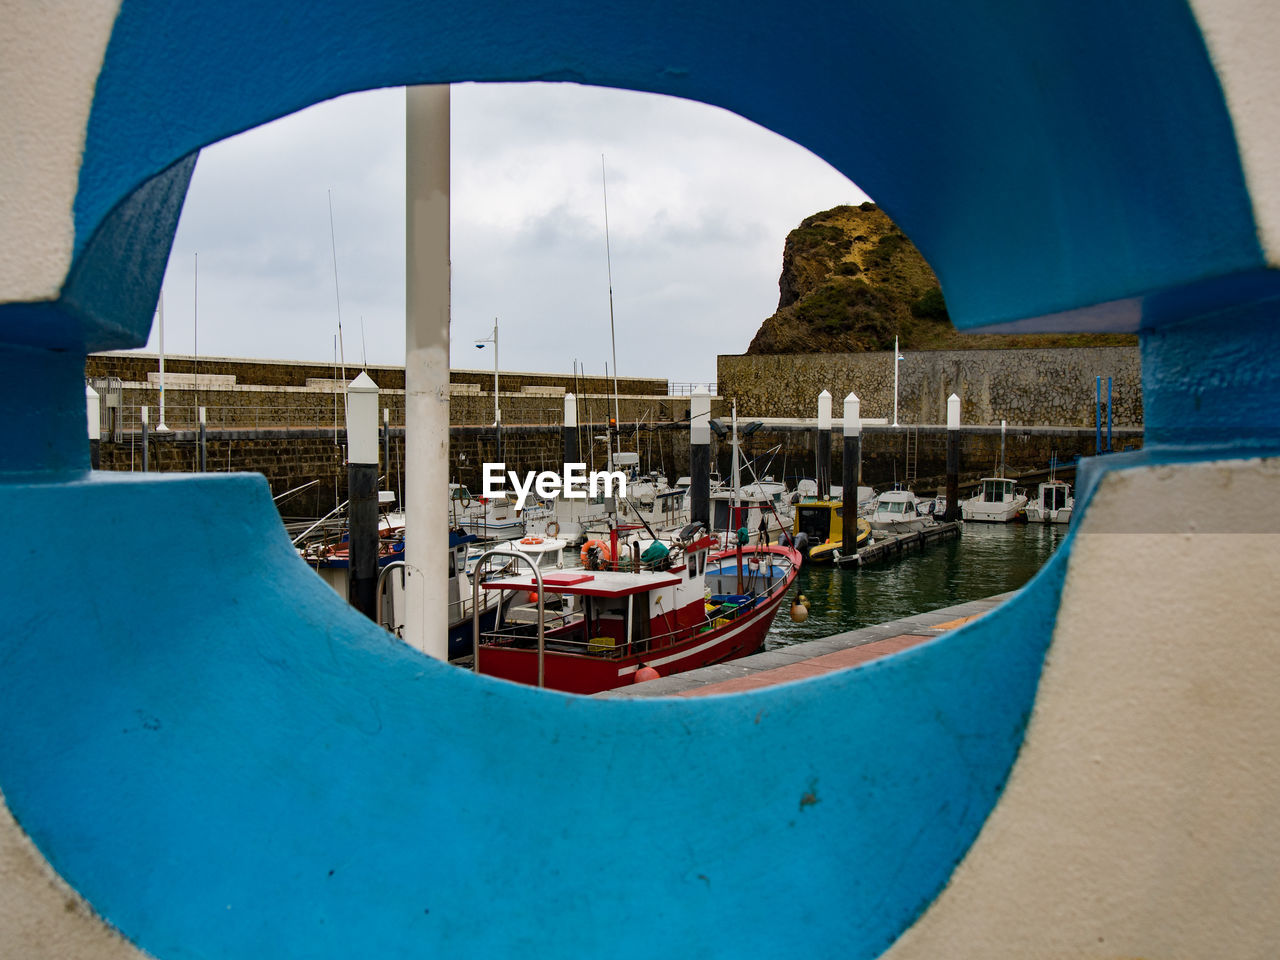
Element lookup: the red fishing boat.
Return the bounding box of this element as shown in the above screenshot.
[471,524,801,694]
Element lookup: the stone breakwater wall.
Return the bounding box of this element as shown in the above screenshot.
[87,381,685,433]
[87,353,668,396]
[718,346,1141,427]
[88,351,1142,516]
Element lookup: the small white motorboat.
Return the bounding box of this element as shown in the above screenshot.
[961,477,1029,523]
[1025,479,1074,524]
[869,489,933,534]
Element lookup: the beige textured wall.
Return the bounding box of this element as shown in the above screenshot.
[884,457,1280,959]
[0,2,120,302]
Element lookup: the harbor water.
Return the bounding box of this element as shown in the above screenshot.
[766,522,1067,648]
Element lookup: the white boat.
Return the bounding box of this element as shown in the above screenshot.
[1025,479,1074,524]
[868,489,933,534]
[457,494,527,541]
[582,457,690,541]
[709,481,792,542]
[791,479,819,502]
[961,477,1029,523]
[513,492,610,546]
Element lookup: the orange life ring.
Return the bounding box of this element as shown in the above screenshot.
[580,539,612,568]
[520,536,543,545]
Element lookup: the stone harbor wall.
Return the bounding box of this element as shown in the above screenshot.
[97,420,1138,518]
[89,349,1142,516]
[718,346,1141,427]
[86,353,668,396]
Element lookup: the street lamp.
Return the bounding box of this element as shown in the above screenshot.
[892,335,905,427]
[475,317,501,457]
[474,317,500,429]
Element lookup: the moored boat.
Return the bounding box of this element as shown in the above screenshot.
[792,499,871,562]
[308,526,508,661]
[869,489,933,534]
[470,528,801,694]
[960,477,1029,523]
[1025,479,1074,524]
[457,494,528,541]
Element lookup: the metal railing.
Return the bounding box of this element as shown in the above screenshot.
[375,561,407,635]
[667,381,717,396]
[472,546,547,687]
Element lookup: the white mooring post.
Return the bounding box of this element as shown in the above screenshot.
[690,386,711,528]
[563,392,579,463]
[198,406,207,472]
[816,389,832,500]
[86,384,100,469]
[140,405,149,472]
[403,84,451,660]
[382,407,391,480]
[946,393,961,521]
[841,392,860,554]
[346,372,380,621]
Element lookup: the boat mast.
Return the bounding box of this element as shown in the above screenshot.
[328,189,348,424]
[731,400,740,518]
[601,155,621,463]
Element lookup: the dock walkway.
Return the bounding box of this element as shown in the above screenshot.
[839,520,961,568]
[598,591,1015,699]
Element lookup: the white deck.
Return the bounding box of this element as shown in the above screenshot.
[482,568,683,598]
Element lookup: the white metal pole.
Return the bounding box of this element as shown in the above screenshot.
[731,400,740,509]
[193,251,198,418]
[492,317,499,429]
[156,290,170,431]
[403,84,451,660]
[892,335,900,428]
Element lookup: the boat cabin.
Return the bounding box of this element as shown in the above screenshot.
[873,494,920,518]
[977,478,1018,502]
[795,501,843,544]
[1039,480,1070,511]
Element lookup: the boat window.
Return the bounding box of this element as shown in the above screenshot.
[713,500,730,531]
[797,506,832,541]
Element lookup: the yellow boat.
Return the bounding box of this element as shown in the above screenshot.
[793,500,871,564]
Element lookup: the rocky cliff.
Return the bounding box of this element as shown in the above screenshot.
[748,203,1135,354]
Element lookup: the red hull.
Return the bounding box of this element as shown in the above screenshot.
[475,544,800,694]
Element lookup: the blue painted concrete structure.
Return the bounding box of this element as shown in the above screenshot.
[1,1,1277,957]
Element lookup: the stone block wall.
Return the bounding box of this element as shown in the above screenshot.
[88,354,688,436]
[86,353,667,396]
[718,346,1142,427]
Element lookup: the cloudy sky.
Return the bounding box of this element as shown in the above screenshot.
[142,83,866,386]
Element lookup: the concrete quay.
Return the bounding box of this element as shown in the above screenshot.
[598,592,1015,699]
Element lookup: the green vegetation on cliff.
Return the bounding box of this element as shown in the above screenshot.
[748,203,1136,354]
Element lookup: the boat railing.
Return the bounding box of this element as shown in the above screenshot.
[472,546,547,687]
[375,560,407,634]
